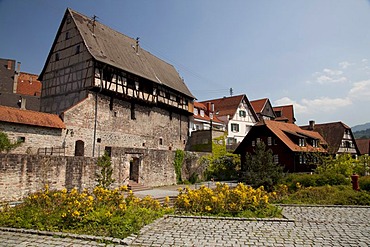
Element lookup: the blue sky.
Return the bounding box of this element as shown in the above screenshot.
[1,0,370,127]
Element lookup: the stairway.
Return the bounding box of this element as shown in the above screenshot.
[127,180,152,192]
[156,195,177,207]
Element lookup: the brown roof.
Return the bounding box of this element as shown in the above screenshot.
[39,8,194,99]
[250,98,268,113]
[273,105,295,123]
[0,105,65,129]
[301,121,356,155]
[17,72,42,96]
[355,139,370,155]
[200,94,258,121]
[262,120,327,152]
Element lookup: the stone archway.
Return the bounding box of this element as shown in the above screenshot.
[74,140,84,156]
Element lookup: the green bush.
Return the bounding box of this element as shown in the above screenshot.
[282,173,350,191]
[359,176,370,192]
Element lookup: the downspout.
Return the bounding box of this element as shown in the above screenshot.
[93,67,103,157]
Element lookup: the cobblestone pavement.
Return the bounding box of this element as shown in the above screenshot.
[0,205,369,246]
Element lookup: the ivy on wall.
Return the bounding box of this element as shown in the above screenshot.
[174,149,185,183]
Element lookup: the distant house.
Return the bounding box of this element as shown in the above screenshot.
[188,101,225,152]
[273,105,296,123]
[0,105,65,154]
[0,58,40,111]
[234,120,327,173]
[355,139,370,156]
[250,98,276,121]
[301,121,360,158]
[200,95,258,148]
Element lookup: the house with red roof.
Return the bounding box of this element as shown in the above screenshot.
[273,105,296,123]
[200,94,258,149]
[250,98,276,121]
[301,121,360,158]
[234,120,327,173]
[0,105,65,154]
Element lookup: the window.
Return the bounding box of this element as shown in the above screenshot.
[55,53,60,61]
[239,110,246,117]
[194,108,198,115]
[312,139,318,147]
[273,154,279,164]
[75,45,80,54]
[159,138,163,145]
[105,146,112,157]
[65,32,70,40]
[256,138,261,144]
[200,110,204,117]
[299,154,306,164]
[299,138,305,147]
[267,137,272,146]
[252,140,256,147]
[131,102,136,120]
[231,123,239,132]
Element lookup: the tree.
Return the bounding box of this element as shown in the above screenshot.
[95,151,115,188]
[0,132,21,153]
[243,142,284,191]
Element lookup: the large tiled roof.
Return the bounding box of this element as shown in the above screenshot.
[0,105,65,129]
[235,120,327,154]
[63,9,194,99]
[263,120,327,152]
[355,139,370,155]
[273,105,295,123]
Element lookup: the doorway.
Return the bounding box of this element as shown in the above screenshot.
[129,157,140,182]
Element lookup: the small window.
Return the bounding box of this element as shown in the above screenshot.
[200,110,204,117]
[252,140,256,147]
[105,146,112,157]
[231,123,239,132]
[131,102,136,120]
[17,136,25,143]
[267,137,272,146]
[159,138,163,145]
[239,110,246,117]
[299,138,305,147]
[273,154,279,164]
[256,138,261,144]
[75,45,80,54]
[65,32,70,40]
[55,53,60,61]
[194,108,198,115]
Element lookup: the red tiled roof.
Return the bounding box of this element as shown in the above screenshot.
[250,98,268,113]
[355,139,370,155]
[273,105,295,123]
[0,105,65,129]
[200,95,244,117]
[193,101,223,124]
[261,120,327,152]
[17,72,42,96]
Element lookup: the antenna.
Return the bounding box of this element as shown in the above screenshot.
[229,88,233,97]
[89,15,98,33]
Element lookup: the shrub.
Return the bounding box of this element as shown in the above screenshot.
[95,152,115,189]
[242,142,284,191]
[359,176,370,192]
[175,182,281,217]
[0,131,21,153]
[282,173,350,191]
[204,153,240,181]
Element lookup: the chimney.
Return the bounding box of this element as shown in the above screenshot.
[13,62,21,93]
[135,37,140,54]
[309,120,315,130]
[7,60,12,70]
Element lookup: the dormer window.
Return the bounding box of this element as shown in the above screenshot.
[299,138,306,147]
[194,108,198,115]
[200,110,204,117]
[312,139,319,147]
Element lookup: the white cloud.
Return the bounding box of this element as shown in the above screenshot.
[339,61,351,69]
[349,80,370,100]
[312,68,347,84]
[301,97,352,112]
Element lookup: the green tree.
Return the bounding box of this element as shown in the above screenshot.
[0,132,21,153]
[243,142,284,191]
[316,154,359,177]
[95,151,115,189]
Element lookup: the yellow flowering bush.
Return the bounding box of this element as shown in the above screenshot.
[175,182,281,217]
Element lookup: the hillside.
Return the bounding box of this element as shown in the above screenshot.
[352,122,370,132]
[353,128,370,139]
